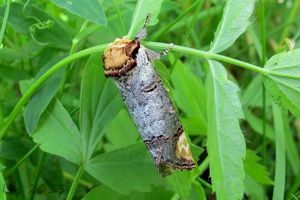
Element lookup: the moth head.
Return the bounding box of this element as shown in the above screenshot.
[102,38,140,77]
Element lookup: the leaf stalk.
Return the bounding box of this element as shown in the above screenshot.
[66,166,85,200]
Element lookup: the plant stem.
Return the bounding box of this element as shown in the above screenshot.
[260,0,267,165]
[0,101,3,127]
[66,166,84,200]
[260,2,266,64]
[0,42,267,138]
[144,42,266,74]
[29,151,45,200]
[113,0,126,35]
[272,104,286,200]
[63,171,93,189]
[152,0,203,40]
[186,0,204,39]
[0,0,10,47]
[196,157,209,177]
[197,177,212,189]
[57,20,89,97]
[169,5,222,34]
[0,44,108,138]
[5,144,39,177]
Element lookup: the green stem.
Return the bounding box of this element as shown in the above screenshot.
[260,1,266,64]
[18,163,30,199]
[272,104,286,200]
[0,100,3,126]
[0,44,108,138]
[114,0,126,35]
[197,177,212,189]
[195,157,209,178]
[66,166,84,200]
[63,171,93,189]
[29,151,45,200]
[169,5,222,34]
[70,106,80,116]
[57,20,89,97]
[0,0,10,47]
[186,0,204,39]
[260,0,267,165]
[152,0,203,40]
[5,144,39,177]
[0,42,267,138]
[144,42,266,74]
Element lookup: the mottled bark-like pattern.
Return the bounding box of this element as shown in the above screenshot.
[103,39,195,176]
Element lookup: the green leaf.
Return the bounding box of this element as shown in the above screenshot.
[247,27,263,62]
[0,3,71,49]
[0,164,7,200]
[79,54,123,161]
[85,142,164,194]
[49,0,106,25]
[159,144,203,200]
[165,145,203,200]
[19,79,34,94]
[23,55,64,134]
[103,108,139,152]
[0,41,43,62]
[206,60,246,200]
[127,0,164,39]
[244,175,266,200]
[189,181,207,200]
[244,150,273,185]
[40,155,64,192]
[0,65,30,80]
[168,54,207,135]
[82,185,172,200]
[166,171,194,200]
[263,48,300,117]
[165,144,203,200]
[32,99,82,165]
[0,136,33,160]
[210,0,255,53]
[244,109,274,140]
[242,75,271,108]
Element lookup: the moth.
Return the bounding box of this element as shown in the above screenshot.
[102,16,195,176]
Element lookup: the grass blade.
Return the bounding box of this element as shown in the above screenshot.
[272,103,286,200]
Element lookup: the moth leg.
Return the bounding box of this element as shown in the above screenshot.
[145,43,173,62]
[159,43,173,57]
[135,13,151,42]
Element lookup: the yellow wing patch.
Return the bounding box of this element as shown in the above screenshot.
[175,132,195,162]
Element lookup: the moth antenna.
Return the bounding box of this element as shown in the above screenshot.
[143,13,151,28]
[135,13,151,41]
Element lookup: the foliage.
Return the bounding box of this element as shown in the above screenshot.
[0,0,300,199]
[206,60,245,200]
[263,49,300,117]
[0,164,6,200]
[49,0,107,25]
[127,0,164,39]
